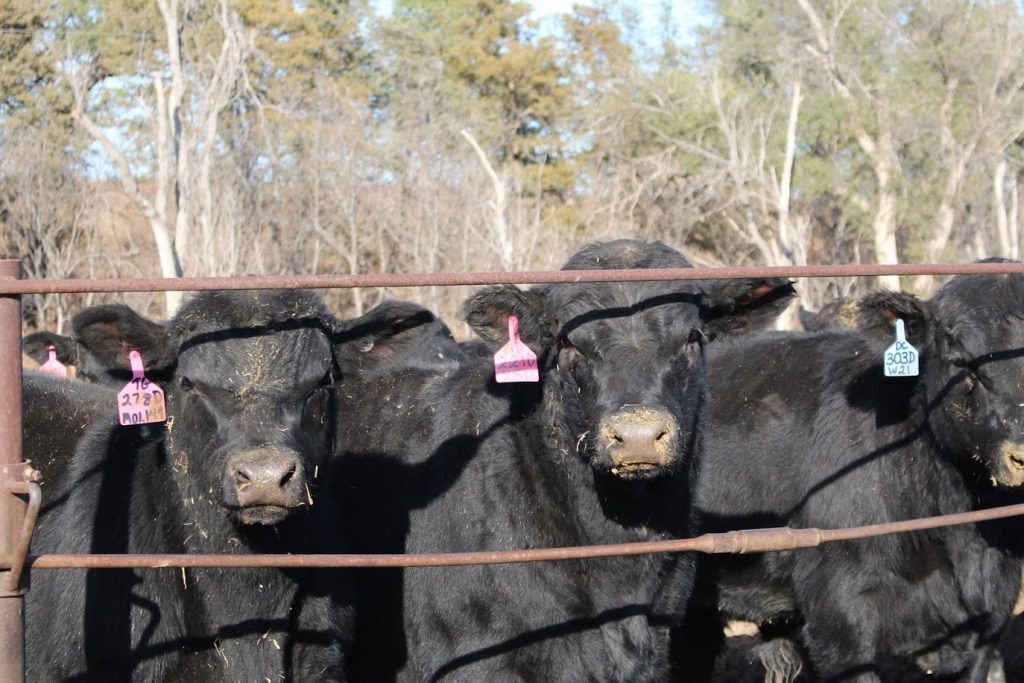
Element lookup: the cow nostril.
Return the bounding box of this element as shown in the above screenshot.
[611,433,624,445]
[279,462,297,488]
[656,430,669,442]
[233,467,252,488]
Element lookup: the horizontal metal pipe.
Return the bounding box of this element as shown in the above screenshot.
[1,262,1023,295]
[817,502,1024,543]
[6,503,1024,569]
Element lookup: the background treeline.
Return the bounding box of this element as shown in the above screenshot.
[4,0,1024,335]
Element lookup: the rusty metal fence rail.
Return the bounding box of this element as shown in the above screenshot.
[4,501,1024,570]
[4,259,1024,680]
[1,260,1023,295]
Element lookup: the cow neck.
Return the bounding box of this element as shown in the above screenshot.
[840,355,977,520]
[908,363,990,504]
[919,417,993,508]
[85,421,189,554]
[160,434,319,664]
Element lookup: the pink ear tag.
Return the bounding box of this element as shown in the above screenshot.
[117,350,167,426]
[39,345,68,378]
[493,315,539,383]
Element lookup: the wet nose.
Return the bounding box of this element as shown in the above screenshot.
[228,449,305,508]
[600,407,679,473]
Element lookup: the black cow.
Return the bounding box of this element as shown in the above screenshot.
[334,239,795,681]
[24,316,167,386]
[24,290,354,681]
[21,370,115,486]
[681,268,1024,682]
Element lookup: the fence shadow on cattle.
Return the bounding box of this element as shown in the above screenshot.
[428,604,655,682]
[8,260,1024,682]
[336,411,516,679]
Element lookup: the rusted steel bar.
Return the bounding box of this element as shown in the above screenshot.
[816,502,1024,543]
[1,261,1023,295]
[6,503,1024,570]
[0,259,24,682]
[3,481,41,593]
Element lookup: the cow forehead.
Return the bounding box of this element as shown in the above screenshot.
[176,325,332,392]
[552,283,702,340]
[942,304,1024,352]
[958,325,1024,377]
[936,273,1024,326]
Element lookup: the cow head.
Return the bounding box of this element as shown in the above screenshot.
[857,263,1024,487]
[929,263,1024,487]
[73,290,336,527]
[331,299,465,379]
[464,239,795,480]
[24,331,77,367]
[24,323,166,386]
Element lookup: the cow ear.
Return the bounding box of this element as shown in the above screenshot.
[462,285,555,351]
[72,304,176,374]
[23,332,78,366]
[700,278,797,339]
[798,305,818,331]
[800,298,859,333]
[855,291,931,353]
[333,300,462,374]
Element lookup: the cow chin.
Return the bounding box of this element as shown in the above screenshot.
[234,503,300,526]
[607,461,670,480]
[602,455,679,480]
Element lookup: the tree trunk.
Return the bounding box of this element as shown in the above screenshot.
[995,159,1012,258]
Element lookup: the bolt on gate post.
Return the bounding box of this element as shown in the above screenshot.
[0,259,23,681]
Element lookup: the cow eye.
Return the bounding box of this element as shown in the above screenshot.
[952,356,984,380]
[179,376,196,392]
[558,336,588,374]
[558,335,583,358]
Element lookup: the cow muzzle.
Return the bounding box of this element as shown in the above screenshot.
[599,407,680,479]
[226,447,307,524]
[996,441,1024,487]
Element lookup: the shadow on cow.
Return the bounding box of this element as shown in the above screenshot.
[677,262,1024,682]
[24,289,364,681]
[332,239,795,682]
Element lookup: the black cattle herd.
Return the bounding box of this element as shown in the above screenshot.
[16,239,1024,682]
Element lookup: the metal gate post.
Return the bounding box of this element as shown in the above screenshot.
[0,259,24,682]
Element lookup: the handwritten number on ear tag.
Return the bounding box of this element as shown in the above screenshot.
[884,319,919,377]
[494,315,540,383]
[39,345,68,378]
[118,350,167,426]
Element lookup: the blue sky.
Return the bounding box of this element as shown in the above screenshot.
[373,0,714,50]
[531,0,712,46]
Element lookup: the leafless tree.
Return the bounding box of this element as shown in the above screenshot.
[66,0,255,315]
[0,130,96,332]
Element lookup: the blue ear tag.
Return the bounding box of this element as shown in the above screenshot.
[883,319,919,377]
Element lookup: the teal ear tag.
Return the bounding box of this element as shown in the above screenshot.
[883,319,919,377]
